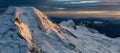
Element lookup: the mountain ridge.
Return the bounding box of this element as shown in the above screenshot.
[0,7,120,53]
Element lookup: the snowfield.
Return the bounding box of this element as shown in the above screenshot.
[0,7,120,53]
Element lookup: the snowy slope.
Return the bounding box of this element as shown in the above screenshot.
[0,7,120,53]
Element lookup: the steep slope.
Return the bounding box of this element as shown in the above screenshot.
[0,7,120,53]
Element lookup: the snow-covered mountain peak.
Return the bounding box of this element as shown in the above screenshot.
[4,6,61,34]
[0,7,120,53]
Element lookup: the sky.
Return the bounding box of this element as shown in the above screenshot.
[0,0,120,10]
[0,0,120,18]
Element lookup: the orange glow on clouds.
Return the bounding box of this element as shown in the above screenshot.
[44,10,120,18]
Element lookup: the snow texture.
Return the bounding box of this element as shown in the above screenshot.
[0,6,120,53]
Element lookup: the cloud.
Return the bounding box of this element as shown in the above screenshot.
[50,0,79,2]
[0,0,43,8]
[80,0,120,2]
[0,0,42,5]
[64,0,100,4]
[101,0,120,2]
[0,0,120,11]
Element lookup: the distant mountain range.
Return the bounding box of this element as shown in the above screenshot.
[50,16,120,38]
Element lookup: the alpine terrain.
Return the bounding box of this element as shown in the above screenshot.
[0,7,120,53]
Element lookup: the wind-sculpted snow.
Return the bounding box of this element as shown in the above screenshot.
[0,7,120,53]
[0,8,29,53]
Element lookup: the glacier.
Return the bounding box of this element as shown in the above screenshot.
[0,7,120,53]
